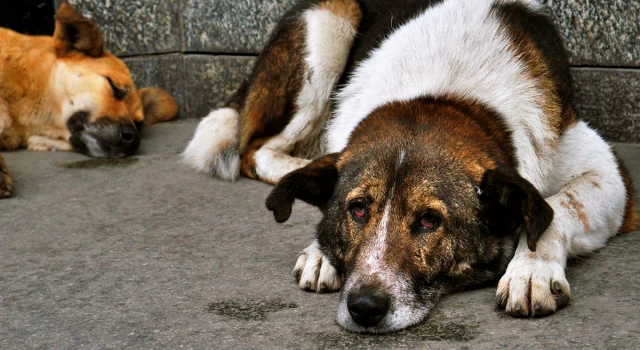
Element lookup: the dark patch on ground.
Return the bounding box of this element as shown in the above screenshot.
[315,322,478,348]
[61,157,139,169]
[206,298,298,321]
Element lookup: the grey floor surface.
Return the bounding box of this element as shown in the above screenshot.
[1,120,638,349]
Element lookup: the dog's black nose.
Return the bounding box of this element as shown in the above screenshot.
[117,124,140,156]
[120,125,137,144]
[347,285,390,328]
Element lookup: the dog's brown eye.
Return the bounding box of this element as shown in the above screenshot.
[353,205,366,217]
[106,77,128,101]
[419,211,441,232]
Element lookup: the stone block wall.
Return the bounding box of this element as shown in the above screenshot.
[55,0,639,142]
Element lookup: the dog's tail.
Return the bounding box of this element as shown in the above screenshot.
[182,107,242,181]
[139,87,179,126]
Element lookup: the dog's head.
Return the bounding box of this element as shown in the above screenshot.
[52,3,177,157]
[267,99,553,333]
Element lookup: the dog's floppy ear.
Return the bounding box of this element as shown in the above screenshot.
[53,3,104,57]
[266,153,340,223]
[138,88,179,127]
[479,168,553,251]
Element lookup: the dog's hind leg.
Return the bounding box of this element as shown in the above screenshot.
[183,0,361,183]
[249,0,362,184]
[497,121,638,317]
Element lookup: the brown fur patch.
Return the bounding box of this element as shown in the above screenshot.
[496,18,562,142]
[493,4,576,137]
[238,18,306,153]
[565,192,590,231]
[412,233,455,281]
[240,137,269,180]
[348,97,514,184]
[316,0,363,30]
[615,156,640,233]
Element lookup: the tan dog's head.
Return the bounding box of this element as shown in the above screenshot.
[53,3,177,157]
[267,98,554,333]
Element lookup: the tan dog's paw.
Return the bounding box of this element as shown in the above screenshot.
[293,240,342,293]
[496,256,571,317]
[0,164,12,198]
[27,136,73,152]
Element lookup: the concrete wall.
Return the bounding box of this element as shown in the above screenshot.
[55,0,640,142]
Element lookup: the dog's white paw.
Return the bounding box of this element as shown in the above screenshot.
[496,255,571,317]
[293,240,341,293]
[26,136,73,152]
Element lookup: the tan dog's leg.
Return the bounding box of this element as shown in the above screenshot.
[0,98,15,198]
[0,154,12,198]
[26,136,73,152]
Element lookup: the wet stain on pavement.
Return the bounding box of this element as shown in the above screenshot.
[315,322,478,348]
[61,157,139,169]
[206,298,298,321]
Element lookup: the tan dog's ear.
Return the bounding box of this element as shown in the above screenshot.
[139,88,179,126]
[53,3,104,57]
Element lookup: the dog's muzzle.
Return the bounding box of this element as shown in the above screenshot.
[67,112,140,158]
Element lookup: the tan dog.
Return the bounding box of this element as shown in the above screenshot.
[0,3,178,198]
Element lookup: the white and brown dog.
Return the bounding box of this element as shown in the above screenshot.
[184,0,638,333]
[0,3,178,198]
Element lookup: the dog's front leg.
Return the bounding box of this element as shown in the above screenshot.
[26,135,73,152]
[0,99,15,197]
[0,154,12,198]
[497,122,635,316]
[293,239,342,293]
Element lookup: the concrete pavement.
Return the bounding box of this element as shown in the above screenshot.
[1,120,638,349]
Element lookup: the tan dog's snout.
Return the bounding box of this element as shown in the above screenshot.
[67,112,140,158]
[108,123,140,155]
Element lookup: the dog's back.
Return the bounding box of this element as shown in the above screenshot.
[330,0,572,191]
[185,0,574,189]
